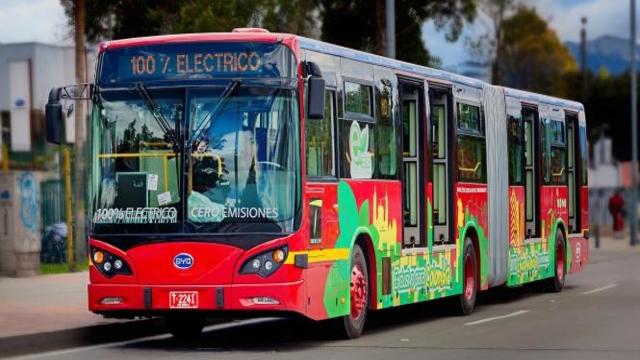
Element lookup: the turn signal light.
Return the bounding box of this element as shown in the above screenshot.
[93,250,104,264]
[272,249,286,263]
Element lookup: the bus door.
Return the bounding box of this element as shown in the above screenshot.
[429,86,453,245]
[566,113,581,233]
[522,106,540,238]
[400,80,426,248]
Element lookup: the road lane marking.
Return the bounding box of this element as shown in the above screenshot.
[581,283,618,295]
[464,310,529,326]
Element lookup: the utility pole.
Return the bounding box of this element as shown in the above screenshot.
[631,0,638,246]
[73,0,87,267]
[385,0,395,59]
[580,17,588,102]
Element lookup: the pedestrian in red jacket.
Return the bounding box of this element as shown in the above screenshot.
[609,190,625,235]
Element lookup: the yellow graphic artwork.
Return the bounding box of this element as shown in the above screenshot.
[509,189,524,247]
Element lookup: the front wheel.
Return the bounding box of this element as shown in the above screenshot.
[545,230,566,293]
[165,314,205,340]
[335,244,369,339]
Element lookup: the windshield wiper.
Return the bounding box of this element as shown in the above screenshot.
[134,83,180,149]
[189,79,242,149]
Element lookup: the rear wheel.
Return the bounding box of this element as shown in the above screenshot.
[165,314,205,340]
[336,244,369,339]
[545,230,566,293]
[454,238,477,315]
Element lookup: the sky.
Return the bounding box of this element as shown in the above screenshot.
[0,0,635,67]
[424,0,636,67]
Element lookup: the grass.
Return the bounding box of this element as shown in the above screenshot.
[40,262,89,274]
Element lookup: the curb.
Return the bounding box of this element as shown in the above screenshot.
[0,319,165,359]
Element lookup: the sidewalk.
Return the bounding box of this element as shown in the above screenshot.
[590,229,640,252]
[0,271,122,338]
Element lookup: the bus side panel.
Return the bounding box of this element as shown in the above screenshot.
[304,182,340,320]
[329,180,463,312]
[506,186,527,286]
[455,182,490,290]
[317,180,402,317]
[510,185,568,285]
[542,184,569,272]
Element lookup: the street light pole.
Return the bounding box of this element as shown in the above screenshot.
[385,0,395,59]
[73,0,88,266]
[631,0,638,246]
[581,17,588,103]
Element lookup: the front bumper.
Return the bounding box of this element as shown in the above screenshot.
[89,280,305,316]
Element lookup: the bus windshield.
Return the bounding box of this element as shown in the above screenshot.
[90,85,300,235]
[186,86,300,233]
[90,41,300,237]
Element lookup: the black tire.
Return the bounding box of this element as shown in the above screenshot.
[165,314,205,340]
[454,237,477,315]
[545,230,566,293]
[335,244,369,339]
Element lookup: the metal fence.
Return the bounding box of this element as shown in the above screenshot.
[40,179,67,263]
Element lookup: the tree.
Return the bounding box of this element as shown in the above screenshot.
[174,0,262,33]
[467,0,519,83]
[495,7,576,95]
[61,0,320,42]
[261,0,319,36]
[320,0,476,66]
[61,0,180,43]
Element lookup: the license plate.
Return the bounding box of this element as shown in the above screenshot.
[169,291,198,309]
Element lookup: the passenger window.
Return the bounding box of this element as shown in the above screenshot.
[457,103,482,133]
[375,79,398,178]
[456,103,486,183]
[432,105,446,159]
[542,119,567,185]
[508,112,524,185]
[345,82,373,117]
[580,126,588,185]
[305,91,335,177]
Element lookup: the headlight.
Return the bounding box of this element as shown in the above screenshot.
[240,246,288,277]
[91,248,132,277]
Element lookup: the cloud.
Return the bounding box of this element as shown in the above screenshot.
[0,0,68,44]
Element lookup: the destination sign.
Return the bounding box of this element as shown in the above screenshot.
[99,42,296,85]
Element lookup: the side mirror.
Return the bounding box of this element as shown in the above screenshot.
[307,77,325,119]
[45,88,64,145]
[304,61,325,120]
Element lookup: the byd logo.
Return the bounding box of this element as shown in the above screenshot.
[173,253,194,269]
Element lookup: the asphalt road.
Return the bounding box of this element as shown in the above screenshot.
[11,247,640,360]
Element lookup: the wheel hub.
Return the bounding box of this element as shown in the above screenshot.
[464,253,475,301]
[557,246,565,282]
[350,264,367,320]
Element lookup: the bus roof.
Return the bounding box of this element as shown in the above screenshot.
[99,31,296,51]
[99,31,584,112]
[297,36,584,112]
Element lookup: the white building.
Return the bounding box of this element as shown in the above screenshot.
[0,42,93,276]
[0,42,94,157]
[588,136,624,228]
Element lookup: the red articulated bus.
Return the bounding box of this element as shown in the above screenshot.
[45,28,589,339]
